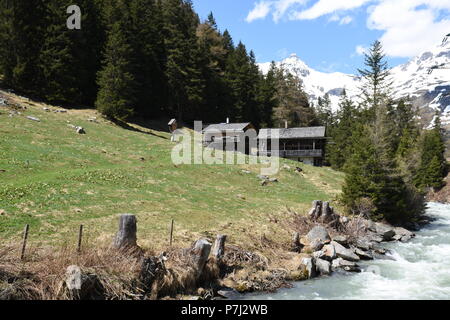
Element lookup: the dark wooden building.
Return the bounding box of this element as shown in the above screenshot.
[258,126,327,166]
[203,122,256,154]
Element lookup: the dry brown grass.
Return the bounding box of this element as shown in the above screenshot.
[0,243,146,300]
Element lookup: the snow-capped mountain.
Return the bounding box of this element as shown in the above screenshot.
[259,54,360,112]
[258,40,450,125]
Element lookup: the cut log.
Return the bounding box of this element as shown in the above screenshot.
[212,234,227,260]
[113,214,137,249]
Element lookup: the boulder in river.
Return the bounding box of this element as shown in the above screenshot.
[314,258,331,275]
[301,257,317,279]
[321,244,337,261]
[354,248,373,260]
[331,258,361,273]
[375,223,396,241]
[331,241,360,262]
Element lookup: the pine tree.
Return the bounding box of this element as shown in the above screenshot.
[257,62,278,128]
[326,90,358,169]
[162,0,205,122]
[40,0,104,105]
[272,67,317,128]
[129,0,166,118]
[315,93,333,127]
[0,0,46,95]
[342,40,424,223]
[358,40,392,112]
[415,112,447,189]
[95,0,136,120]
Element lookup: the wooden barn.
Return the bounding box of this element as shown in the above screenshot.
[258,126,327,166]
[203,122,256,154]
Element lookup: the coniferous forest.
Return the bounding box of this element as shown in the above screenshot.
[0,0,316,129]
[0,1,448,224]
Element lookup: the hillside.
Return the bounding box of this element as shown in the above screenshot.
[0,89,344,251]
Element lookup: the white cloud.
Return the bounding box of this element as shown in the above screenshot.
[355,45,368,55]
[291,0,372,20]
[367,0,450,57]
[272,0,309,22]
[339,16,353,25]
[246,1,273,23]
[246,0,309,23]
[246,0,450,57]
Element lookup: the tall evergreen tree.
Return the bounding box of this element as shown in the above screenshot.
[358,40,392,112]
[0,0,45,95]
[342,41,424,223]
[326,90,358,169]
[415,112,447,189]
[95,0,136,120]
[129,0,167,117]
[162,0,205,122]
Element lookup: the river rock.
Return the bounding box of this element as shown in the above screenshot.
[314,258,331,275]
[372,252,396,261]
[331,258,361,273]
[301,258,317,279]
[404,221,420,231]
[321,244,337,261]
[354,248,373,260]
[65,265,101,300]
[375,223,396,241]
[308,239,325,252]
[333,235,348,246]
[217,288,241,299]
[355,238,372,251]
[332,241,360,262]
[367,232,384,243]
[394,227,415,242]
[306,226,331,244]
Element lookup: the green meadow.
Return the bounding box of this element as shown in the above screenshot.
[0,92,344,250]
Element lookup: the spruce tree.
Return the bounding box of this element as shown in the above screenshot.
[358,40,391,112]
[342,40,424,223]
[96,0,136,120]
[162,0,205,122]
[326,90,358,169]
[415,112,447,189]
[0,0,45,95]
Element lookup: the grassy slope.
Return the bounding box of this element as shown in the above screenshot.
[0,90,344,250]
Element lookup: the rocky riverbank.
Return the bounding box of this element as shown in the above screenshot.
[0,200,428,300]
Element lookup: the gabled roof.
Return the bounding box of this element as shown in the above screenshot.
[258,127,326,139]
[203,123,252,132]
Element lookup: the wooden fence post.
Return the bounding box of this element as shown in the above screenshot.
[77,225,84,253]
[169,219,174,246]
[20,224,29,260]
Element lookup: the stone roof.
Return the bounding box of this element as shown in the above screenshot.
[203,123,252,132]
[258,126,326,139]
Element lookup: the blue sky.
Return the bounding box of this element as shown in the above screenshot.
[191,0,450,74]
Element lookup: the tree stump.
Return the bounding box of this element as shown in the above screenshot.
[309,200,323,220]
[113,214,137,249]
[190,238,212,278]
[212,235,227,260]
[291,232,303,252]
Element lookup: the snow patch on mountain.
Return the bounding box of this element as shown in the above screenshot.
[258,40,450,124]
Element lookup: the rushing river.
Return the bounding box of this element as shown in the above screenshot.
[245,202,450,300]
